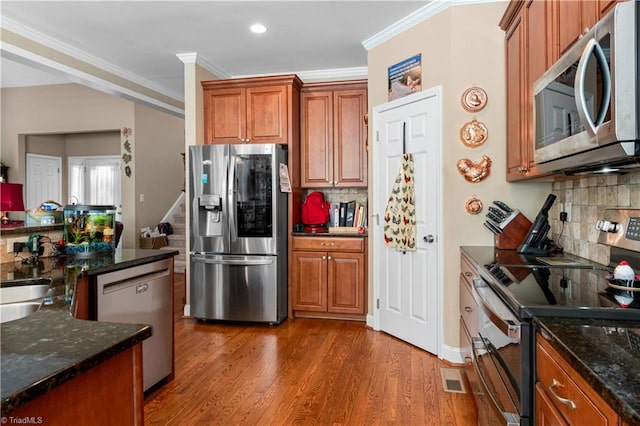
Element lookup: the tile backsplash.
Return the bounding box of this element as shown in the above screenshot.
[550,170,640,265]
[305,188,368,205]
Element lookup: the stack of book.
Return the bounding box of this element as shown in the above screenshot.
[329,200,367,233]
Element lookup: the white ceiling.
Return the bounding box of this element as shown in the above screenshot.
[1,1,430,102]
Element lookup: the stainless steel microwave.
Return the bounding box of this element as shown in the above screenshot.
[533,0,639,174]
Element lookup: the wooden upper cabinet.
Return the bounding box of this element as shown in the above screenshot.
[301,80,367,188]
[501,0,552,181]
[301,90,333,187]
[246,85,289,143]
[504,8,526,181]
[553,0,624,62]
[203,87,246,144]
[202,75,302,145]
[334,89,368,187]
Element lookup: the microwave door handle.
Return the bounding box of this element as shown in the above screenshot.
[575,39,611,136]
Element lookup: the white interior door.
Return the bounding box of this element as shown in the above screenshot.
[26,153,61,209]
[372,88,441,355]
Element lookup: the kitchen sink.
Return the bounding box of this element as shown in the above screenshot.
[0,278,51,304]
[0,278,51,323]
[0,301,41,323]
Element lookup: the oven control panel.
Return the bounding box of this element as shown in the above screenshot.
[596,209,640,251]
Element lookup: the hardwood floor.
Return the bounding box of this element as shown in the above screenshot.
[143,274,477,425]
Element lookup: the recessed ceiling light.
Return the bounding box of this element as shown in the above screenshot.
[250,23,267,34]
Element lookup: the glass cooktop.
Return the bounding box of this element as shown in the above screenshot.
[482,262,640,320]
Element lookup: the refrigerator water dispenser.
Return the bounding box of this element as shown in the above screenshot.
[199,194,222,236]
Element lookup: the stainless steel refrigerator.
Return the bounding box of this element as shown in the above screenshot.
[189,144,288,324]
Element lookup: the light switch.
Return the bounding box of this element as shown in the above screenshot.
[140,194,145,202]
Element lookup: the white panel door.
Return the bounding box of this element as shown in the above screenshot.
[372,88,441,355]
[26,153,61,209]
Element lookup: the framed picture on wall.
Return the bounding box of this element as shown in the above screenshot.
[388,54,422,101]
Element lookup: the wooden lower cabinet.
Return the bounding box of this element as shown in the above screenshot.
[291,236,366,320]
[8,344,144,425]
[535,333,619,425]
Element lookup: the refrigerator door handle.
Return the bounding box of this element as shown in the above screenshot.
[191,256,274,266]
[228,152,237,243]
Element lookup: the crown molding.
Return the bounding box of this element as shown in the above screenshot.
[363,0,503,51]
[233,66,367,82]
[1,16,184,102]
[176,52,231,80]
[176,52,198,64]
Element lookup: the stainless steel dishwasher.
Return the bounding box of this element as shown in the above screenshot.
[95,258,173,391]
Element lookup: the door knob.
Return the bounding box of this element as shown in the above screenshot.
[424,235,435,243]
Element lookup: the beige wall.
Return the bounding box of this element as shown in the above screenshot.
[133,102,185,238]
[66,132,119,156]
[1,83,184,249]
[2,84,133,181]
[368,2,553,351]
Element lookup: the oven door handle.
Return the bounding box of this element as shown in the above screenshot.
[473,279,520,339]
[472,337,520,426]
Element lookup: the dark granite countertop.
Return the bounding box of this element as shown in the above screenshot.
[535,317,640,425]
[0,223,63,236]
[0,249,178,414]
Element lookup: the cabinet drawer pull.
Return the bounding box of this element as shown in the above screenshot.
[464,356,472,364]
[548,379,576,410]
[464,271,472,277]
[464,306,473,313]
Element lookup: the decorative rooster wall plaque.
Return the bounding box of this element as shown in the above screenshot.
[456,155,492,183]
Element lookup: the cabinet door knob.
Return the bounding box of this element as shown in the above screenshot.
[464,306,473,313]
[424,235,435,243]
[464,271,472,277]
[327,256,332,260]
[322,255,326,260]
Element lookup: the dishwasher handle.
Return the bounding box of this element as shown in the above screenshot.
[102,268,170,295]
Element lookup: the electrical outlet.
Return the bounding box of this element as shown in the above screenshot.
[5,237,28,253]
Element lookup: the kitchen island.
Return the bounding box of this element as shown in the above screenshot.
[0,249,177,421]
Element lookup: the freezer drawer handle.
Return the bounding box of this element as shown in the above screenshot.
[102,269,170,295]
[192,257,274,266]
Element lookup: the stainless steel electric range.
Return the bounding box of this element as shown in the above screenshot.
[463,209,640,426]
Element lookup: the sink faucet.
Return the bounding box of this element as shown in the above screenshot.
[68,196,79,205]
